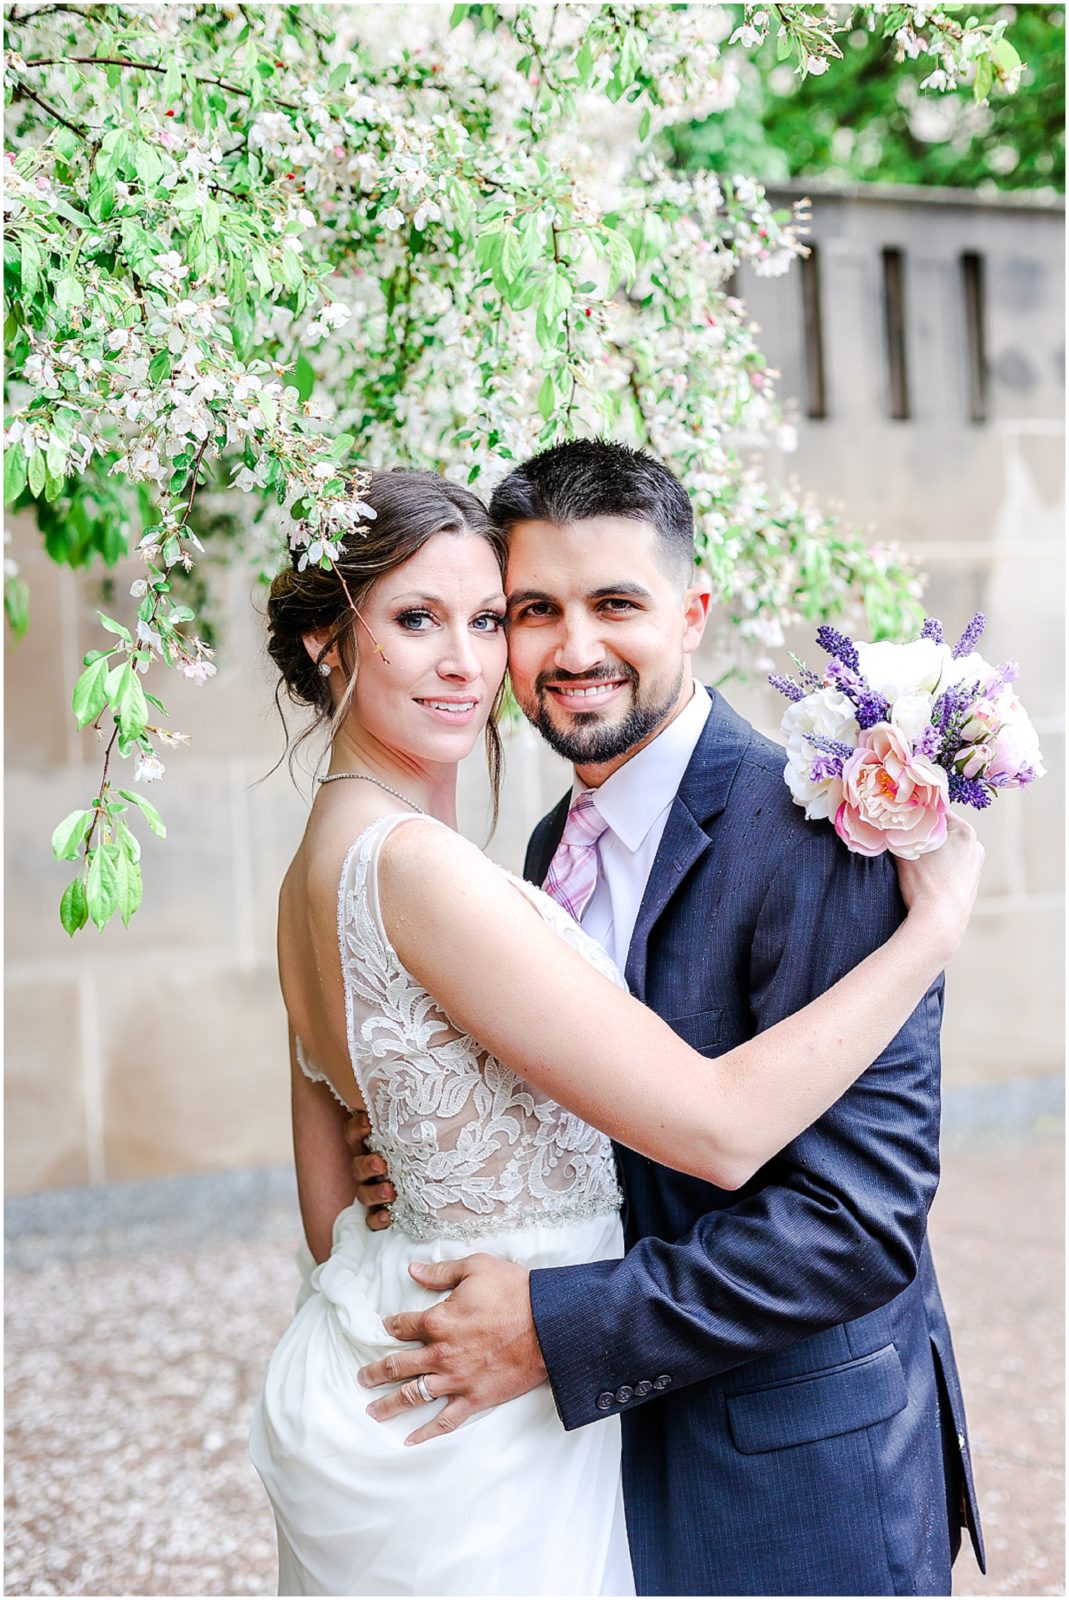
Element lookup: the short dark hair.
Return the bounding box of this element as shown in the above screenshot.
[488,439,694,578]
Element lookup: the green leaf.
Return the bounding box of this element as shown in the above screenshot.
[576,37,595,87]
[109,662,149,738]
[20,235,43,298]
[202,196,221,238]
[148,350,172,383]
[55,273,85,312]
[992,38,1021,78]
[27,449,46,499]
[639,107,651,143]
[542,268,572,324]
[327,61,351,92]
[293,352,315,402]
[617,29,641,91]
[329,432,355,459]
[119,788,166,838]
[499,226,522,290]
[974,53,995,101]
[537,371,556,422]
[86,845,119,929]
[72,656,109,728]
[115,848,143,927]
[4,440,28,506]
[162,57,181,105]
[134,140,165,187]
[60,877,88,937]
[249,246,274,295]
[51,808,93,861]
[98,613,132,643]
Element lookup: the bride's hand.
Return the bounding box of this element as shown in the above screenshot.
[895,814,984,963]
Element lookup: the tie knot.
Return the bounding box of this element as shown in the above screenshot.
[563,789,608,846]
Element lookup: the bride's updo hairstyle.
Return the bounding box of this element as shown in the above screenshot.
[266,470,509,821]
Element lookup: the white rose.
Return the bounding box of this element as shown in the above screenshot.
[890,693,933,746]
[945,650,999,693]
[781,688,859,820]
[855,637,953,700]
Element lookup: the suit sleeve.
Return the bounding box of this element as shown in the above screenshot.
[529,824,944,1430]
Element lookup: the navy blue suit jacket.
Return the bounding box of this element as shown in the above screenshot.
[527,690,984,1597]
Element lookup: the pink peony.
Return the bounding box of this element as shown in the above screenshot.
[835,722,950,860]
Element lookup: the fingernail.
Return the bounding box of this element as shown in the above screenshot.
[383,1317,396,1336]
[357,1370,368,1388]
[366,1404,381,1421]
[378,1186,393,1201]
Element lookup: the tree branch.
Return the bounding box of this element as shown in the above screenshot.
[21,53,300,109]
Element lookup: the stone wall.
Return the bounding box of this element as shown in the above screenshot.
[5,183,1063,1194]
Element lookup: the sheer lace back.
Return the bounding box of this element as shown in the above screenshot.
[310,811,623,1242]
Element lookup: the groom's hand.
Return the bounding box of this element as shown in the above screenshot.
[343,1111,395,1231]
[357,1254,548,1446]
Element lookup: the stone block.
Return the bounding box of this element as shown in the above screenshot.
[5,978,89,1193]
[1021,729,1065,898]
[4,532,78,772]
[99,966,291,1180]
[243,759,315,967]
[941,904,1064,1085]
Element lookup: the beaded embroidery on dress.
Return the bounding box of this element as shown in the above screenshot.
[322,811,623,1242]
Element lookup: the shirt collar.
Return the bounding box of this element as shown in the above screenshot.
[575,685,712,853]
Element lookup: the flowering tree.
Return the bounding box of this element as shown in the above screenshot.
[3,2,1024,934]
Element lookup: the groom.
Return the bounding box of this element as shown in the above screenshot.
[351,440,984,1596]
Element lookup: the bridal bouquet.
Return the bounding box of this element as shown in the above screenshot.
[770,614,1045,859]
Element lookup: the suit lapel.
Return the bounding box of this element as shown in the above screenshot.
[624,689,754,999]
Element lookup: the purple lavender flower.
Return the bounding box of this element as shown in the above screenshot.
[854,691,890,731]
[948,773,993,809]
[809,754,844,782]
[920,617,945,644]
[988,659,1019,692]
[918,723,940,759]
[807,731,855,764]
[815,624,860,673]
[952,612,986,659]
[768,673,807,703]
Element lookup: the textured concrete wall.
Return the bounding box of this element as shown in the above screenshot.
[5,185,1063,1193]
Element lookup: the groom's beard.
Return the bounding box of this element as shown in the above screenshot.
[522,661,684,765]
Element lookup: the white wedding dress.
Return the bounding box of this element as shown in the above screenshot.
[250,813,635,1597]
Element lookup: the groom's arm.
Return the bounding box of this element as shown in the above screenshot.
[529,827,944,1429]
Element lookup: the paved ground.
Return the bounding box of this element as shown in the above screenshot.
[5,1123,1063,1596]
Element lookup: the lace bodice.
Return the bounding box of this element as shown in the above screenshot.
[296,812,624,1242]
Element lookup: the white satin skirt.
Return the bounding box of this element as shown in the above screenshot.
[250,1203,634,1597]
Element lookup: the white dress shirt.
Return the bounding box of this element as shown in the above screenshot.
[572,685,711,972]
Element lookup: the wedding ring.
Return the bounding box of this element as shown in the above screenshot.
[415,1374,434,1405]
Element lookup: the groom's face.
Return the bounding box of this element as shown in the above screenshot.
[505,515,709,779]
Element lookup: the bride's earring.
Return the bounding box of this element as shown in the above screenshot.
[318,662,332,677]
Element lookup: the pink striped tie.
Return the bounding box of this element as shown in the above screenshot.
[543,791,609,924]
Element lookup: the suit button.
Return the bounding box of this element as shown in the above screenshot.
[596,1392,615,1411]
[615,1385,634,1405]
[653,1373,672,1391]
[634,1381,653,1397]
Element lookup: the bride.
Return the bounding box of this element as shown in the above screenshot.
[249,469,982,1597]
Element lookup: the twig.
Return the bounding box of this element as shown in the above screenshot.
[21,54,300,109]
[10,79,91,137]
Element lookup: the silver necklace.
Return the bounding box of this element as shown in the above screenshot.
[317,771,426,814]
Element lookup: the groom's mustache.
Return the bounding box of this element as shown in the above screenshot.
[535,664,639,696]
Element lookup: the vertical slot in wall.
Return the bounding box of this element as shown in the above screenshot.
[882,247,910,420]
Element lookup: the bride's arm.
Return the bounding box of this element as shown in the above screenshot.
[289,1026,358,1263]
[379,819,982,1191]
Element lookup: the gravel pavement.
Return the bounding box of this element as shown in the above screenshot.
[5,1125,1062,1597]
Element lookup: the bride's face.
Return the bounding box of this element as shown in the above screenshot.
[347,532,508,765]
